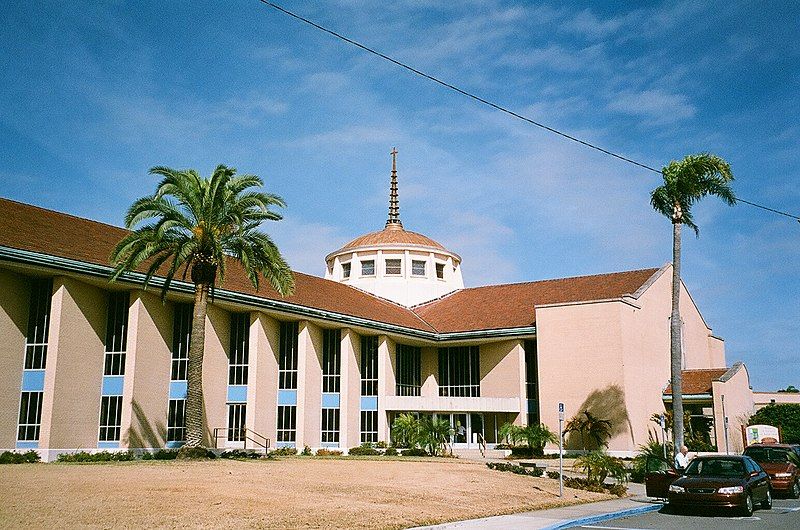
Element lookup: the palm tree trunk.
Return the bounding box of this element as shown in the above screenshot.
[185,282,210,448]
[670,220,685,454]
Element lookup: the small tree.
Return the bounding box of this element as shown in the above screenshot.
[748,404,800,444]
[565,410,613,450]
[419,416,451,456]
[520,424,558,456]
[499,422,523,446]
[575,450,628,485]
[391,413,421,449]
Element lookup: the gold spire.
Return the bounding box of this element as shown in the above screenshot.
[385,147,403,230]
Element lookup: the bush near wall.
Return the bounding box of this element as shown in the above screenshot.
[0,450,41,464]
[485,461,544,477]
[220,449,269,460]
[141,449,179,460]
[270,447,298,456]
[56,451,135,463]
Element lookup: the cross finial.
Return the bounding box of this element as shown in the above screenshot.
[385,147,403,230]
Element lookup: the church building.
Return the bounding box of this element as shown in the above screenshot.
[0,152,754,460]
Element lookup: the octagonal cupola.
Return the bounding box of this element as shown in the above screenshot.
[325,148,464,307]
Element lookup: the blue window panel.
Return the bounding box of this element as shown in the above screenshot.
[227,385,247,403]
[321,393,340,409]
[527,399,538,413]
[275,441,295,449]
[360,396,378,411]
[277,390,297,406]
[21,370,46,392]
[320,442,340,449]
[16,441,38,449]
[102,375,125,396]
[97,441,120,449]
[166,440,185,449]
[170,381,188,399]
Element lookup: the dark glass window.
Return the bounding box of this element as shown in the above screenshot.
[166,399,186,442]
[322,329,341,393]
[361,260,375,276]
[321,408,340,443]
[435,263,445,280]
[24,278,53,370]
[438,346,480,397]
[17,391,43,441]
[360,336,378,396]
[396,344,421,396]
[360,411,378,444]
[229,313,249,385]
[279,321,299,389]
[171,304,192,381]
[525,340,540,425]
[385,259,402,275]
[227,403,246,442]
[342,262,351,278]
[277,405,296,442]
[99,395,123,441]
[104,292,129,376]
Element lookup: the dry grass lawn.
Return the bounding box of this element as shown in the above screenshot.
[0,457,612,529]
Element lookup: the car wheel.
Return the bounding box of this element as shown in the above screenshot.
[792,480,800,499]
[761,488,772,510]
[742,493,754,516]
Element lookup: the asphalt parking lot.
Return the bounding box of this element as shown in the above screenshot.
[574,499,800,529]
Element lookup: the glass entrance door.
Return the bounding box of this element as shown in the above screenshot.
[452,413,468,445]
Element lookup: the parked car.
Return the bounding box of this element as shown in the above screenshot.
[743,443,800,498]
[644,454,680,499]
[667,455,771,516]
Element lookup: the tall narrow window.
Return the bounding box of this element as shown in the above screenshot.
[167,303,192,444]
[341,262,351,279]
[227,403,246,442]
[321,329,341,445]
[438,346,480,397]
[360,336,379,443]
[277,321,299,445]
[524,340,540,425]
[98,292,129,444]
[17,278,52,445]
[229,314,249,385]
[436,263,445,280]
[396,344,421,396]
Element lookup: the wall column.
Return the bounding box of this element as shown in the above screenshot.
[248,312,279,447]
[340,328,361,449]
[297,321,322,448]
[377,335,395,442]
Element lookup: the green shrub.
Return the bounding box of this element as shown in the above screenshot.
[300,445,313,456]
[375,441,388,449]
[270,446,298,456]
[57,451,135,463]
[400,447,429,457]
[153,449,179,460]
[485,461,544,477]
[749,404,800,444]
[221,449,264,460]
[0,450,41,464]
[575,450,628,485]
[383,447,398,456]
[176,447,216,460]
[509,447,535,458]
[348,444,381,456]
[141,452,154,460]
[315,448,343,456]
[547,470,560,480]
[562,476,627,497]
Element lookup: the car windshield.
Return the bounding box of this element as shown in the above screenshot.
[744,447,791,463]
[684,459,745,477]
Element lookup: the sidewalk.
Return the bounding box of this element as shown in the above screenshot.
[413,483,662,530]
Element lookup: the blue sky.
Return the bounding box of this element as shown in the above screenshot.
[1,1,797,391]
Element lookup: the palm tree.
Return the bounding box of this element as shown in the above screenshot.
[520,423,558,456]
[565,410,613,450]
[110,165,294,450]
[650,153,734,453]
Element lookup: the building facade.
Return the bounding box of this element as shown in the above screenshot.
[0,158,754,460]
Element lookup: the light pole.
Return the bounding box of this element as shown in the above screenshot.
[558,402,564,498]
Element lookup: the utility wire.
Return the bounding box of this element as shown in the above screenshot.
[258,1,800,223]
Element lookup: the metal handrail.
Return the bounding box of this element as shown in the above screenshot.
[213,427,271,451]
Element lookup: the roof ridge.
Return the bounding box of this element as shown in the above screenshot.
[329,281,439,333]
[459,267,661,291]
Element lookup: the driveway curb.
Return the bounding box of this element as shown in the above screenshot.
[542,503,662,529]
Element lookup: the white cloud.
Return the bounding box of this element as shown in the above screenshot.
[607,89,696,124]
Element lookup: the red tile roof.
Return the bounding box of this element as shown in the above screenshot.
[664,368,729,395]
[412,269,660,333]
[337,226,447,252]
[0,197,660,335]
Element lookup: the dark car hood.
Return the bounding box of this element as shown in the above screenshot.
[674,475,745,488]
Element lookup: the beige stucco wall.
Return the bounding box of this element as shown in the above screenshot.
[420,345,438,397]
[123,290,171,449]
[248,312,279,444]
[297,321,322,448]
[712,366,754,454]
[41,277,106,450]
[754,391,800,409]
[480,340,524,401]
[340,328,361,449]
[0,269,29,449]
[203,304,230,447]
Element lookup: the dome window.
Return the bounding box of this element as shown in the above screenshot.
[361,260,375,277]
[341,262,351,279]
[436,263,445,280]
[385,259,402,276]
[412,260,426,277]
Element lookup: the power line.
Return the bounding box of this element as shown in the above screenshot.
[258,1,800,223]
